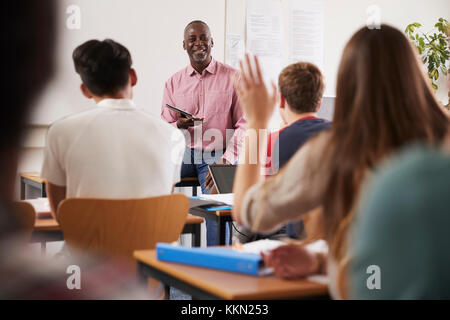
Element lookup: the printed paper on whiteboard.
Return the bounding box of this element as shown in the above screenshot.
[246,0,284,130]
[226,34,244,69]
[290,0,324,70]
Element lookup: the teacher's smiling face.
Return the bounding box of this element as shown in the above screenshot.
[183,22,214,66]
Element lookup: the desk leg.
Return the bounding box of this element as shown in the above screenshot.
[137,262,171,300]
[20,178,25,200]
[217,218,226,246]
[42,183,47,197]
[192,224,201,247]
[40,241,46,257]
[136,262,148,286]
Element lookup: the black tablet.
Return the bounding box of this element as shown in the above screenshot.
[165,104,202,121]
[208,164,237,194]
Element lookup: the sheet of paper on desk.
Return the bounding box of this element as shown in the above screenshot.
[189,197,227,209]
[197,193,234,206]
[307,274,329,285]
[234,239,285,254]
[23,197,52,218]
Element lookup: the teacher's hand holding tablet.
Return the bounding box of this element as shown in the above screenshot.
[176,112,204,129]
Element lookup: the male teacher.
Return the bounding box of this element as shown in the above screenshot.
[161,20,246,246]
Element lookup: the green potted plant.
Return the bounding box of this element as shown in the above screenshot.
[405,18,450,109]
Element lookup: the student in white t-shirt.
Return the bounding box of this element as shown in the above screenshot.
[41,39,185,217]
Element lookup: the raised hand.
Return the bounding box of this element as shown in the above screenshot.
[234,53,277,128]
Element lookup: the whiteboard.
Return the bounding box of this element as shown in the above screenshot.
[30,0,225,124]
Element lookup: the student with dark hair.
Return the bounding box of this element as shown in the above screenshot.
[72,39,133,96]
[42,39,185,217]
[232,25,449,299]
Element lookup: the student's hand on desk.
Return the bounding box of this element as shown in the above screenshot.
[234,53,277,127]
[176,112,203,129]
[261,244,319,279]
[205,158,230,191]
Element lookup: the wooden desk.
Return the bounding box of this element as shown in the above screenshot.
[189,207,233,246]
[20,173,46,200]
[20,174,200,199]
[31,218,63,255]
[22,173,206,247]
[32,214,204,255]
[134,249,329,300]
[175,177,200,196]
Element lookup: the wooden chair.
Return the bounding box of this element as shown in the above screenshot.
[12,201,36,240]
[58,194,189,271]
[58,194,189,298]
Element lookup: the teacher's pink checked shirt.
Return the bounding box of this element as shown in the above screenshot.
[161,58,246,164]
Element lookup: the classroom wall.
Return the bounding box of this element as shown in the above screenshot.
[227,0,450,101]
[30,0,226,125]
[323,0,449,102]
[18,0,450,198]
[18,0,226,195]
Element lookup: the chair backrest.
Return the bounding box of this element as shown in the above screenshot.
[12,201,36,240]
[58,194,189,267]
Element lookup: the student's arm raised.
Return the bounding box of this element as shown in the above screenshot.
[232,53,327,233]
[232,54,277,225]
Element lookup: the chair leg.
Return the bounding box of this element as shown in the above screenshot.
[192,224,201,247]
[40,241,46,256]
[164,285,170,299]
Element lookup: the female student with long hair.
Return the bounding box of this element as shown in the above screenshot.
[232,24,449,299]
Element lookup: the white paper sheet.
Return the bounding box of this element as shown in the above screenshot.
[290,0,324,70]
[226,34,244,69]
[246,0,284,83]
[235,239,285,254]
[246,0,284,131]
[198,193,234,206]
